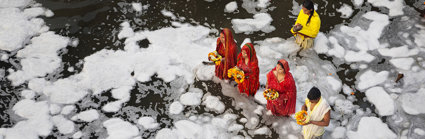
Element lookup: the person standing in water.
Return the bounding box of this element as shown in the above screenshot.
[265,59,297,116]
[212,28,238,80]
[291,0,321,50]
[301,87,331,139]
[236,43,260,96]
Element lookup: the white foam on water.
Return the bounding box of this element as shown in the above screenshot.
[180,91,203,106]
[347,117,396,139]
[327,36,345,59]
[225,1,238,13]
[344,50,375,63]
[256,0,270,8]
[102,101,124,112]
[43,78,89,104]
[337,11,389,54]
[203,95,226,113]
[333,98,356,117]
[399,88,425,115]
[0,0,32,8]
[0,53,9,61]
[389,57,415,71]
[155,128,177,139]
[253,126,270,135]
[414,128,425,136]
[156,116,235,139]
[103,118,139,139]
[118,22,135,39]
[49,104,61,115]
[131,3,143,12]
[72,131,82,139]
[327,76,342,93]
[337,4,354,18]
[378,45,419,58]
[367,0,404,16]
[194,64,215,81]
[231,13,275,34]
[352,0,364,7]
[3,99,52,139]
[52,115,75,134]
[254,89,267,105]
[0,6,49,51]
[356,69,389,91]
[21,90,35,99]
[71,109,99,122]
[7,32,69,86]
[413,29,425,47]
[138,117,160,130]
[169,101,184,115]
[331,126,347,138]
[161,9,176,20]
[61,105,76,115]
[228,123,244,132]
[313,32,329,54]
[365,87,395,116]
[241,0,271,14]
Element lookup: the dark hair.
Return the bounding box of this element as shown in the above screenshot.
[277,61,285,72]
[303,0,314,25]
[307,86,321,100]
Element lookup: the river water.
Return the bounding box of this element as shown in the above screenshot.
[1,0,424,138]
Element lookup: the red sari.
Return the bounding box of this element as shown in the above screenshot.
[215,28,237,80]
[236,43,260,96]
[266,59,297,116]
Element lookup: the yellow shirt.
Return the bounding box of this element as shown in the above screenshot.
[290,10,321,39]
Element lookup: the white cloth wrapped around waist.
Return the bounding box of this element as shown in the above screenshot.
[302,97,331,139]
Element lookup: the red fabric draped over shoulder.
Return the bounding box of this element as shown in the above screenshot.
[236,43,260,96]
[215,28,237,80]
[266,59,297,116]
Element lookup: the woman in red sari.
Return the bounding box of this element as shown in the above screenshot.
[266,59,297,116]
[213,28,238,80]
[236,43,260,96]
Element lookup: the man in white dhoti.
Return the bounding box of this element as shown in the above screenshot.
[301,87,331,139]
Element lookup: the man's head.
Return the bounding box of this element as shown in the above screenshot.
[307,86,321,103]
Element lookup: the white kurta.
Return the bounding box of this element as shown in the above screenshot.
[302,97,331,139]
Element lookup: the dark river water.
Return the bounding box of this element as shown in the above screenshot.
[0,0,424,138]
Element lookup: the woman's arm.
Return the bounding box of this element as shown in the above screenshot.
[307,110,330,126]
[265,81,268,89]
[297,16,320,38]
[290,10,304,35]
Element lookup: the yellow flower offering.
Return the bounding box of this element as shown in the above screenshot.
[227,67,245,84]
[208,51,222,65]
[263,89,279,100]
[295,110,310,125]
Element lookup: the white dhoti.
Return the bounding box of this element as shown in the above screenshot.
[302,97,331,139]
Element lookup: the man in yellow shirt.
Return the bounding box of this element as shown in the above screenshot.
[291,0,321,50]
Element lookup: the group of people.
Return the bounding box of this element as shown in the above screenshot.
[210,0,330,138]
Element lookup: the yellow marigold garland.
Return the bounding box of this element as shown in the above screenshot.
[208,51,222,65]
[227,67,245,84]
[263,89,279,100]
[295,110,310,125]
